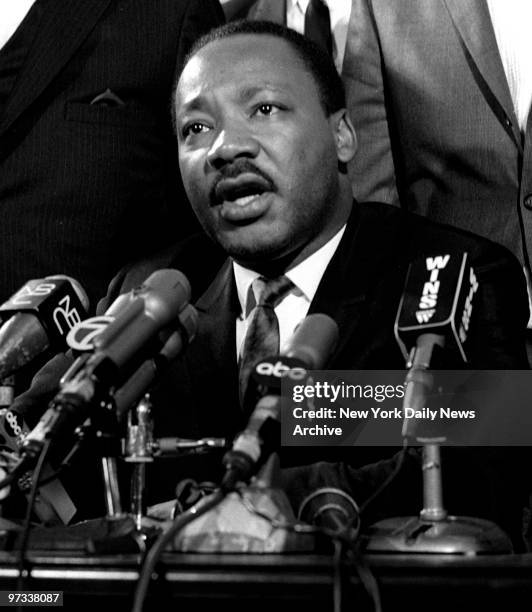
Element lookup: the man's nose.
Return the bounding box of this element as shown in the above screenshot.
[206,123,260,169]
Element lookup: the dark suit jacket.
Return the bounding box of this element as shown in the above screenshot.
[12,202,530,544]
[0,0,224,307]
[343,0,532,268]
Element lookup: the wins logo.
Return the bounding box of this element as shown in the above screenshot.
[415,255,450,324]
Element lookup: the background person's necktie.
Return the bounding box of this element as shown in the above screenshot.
[304,0,333,57]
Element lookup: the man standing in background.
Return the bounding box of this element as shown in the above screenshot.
[221,0,351,74]
[343,0,532,276]
[0,0,224,308]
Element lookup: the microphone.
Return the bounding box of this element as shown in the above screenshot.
[364,252,513,554]
[395,252,478,367]
[82,268,190,372]
[0,275,89,380]
[114,303,199,421]
[65,289,140,354]
[222,313,339,489]
[394,252,478,435]
[0,408,77,524]
[19,269,192,466]
[298,487,359,537]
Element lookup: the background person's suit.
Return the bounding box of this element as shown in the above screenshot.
[13,203,530,546]
[343,0,532,269]
[0,0,223,307]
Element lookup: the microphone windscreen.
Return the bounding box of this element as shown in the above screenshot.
[282,313,339,368]
[298,487,359,535]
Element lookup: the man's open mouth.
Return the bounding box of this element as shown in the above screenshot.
[213,173,273,206]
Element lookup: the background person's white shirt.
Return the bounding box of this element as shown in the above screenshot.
[286,0,351,72]
[0,1,37,51]
[487,0,532,134]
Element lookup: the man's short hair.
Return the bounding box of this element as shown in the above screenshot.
[176,20,345,117]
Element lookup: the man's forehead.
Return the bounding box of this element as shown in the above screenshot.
[177,34,311,99]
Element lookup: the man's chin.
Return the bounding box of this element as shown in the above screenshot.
[223,238,306,275]
[222,236,287,267]
[226,242,277,263]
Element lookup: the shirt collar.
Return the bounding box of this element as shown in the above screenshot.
[233,224,346,318]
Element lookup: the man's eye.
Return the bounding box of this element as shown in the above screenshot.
[182,122,209,137]
[253,103,280,117]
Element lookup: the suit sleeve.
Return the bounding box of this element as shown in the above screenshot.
[342,0,400,206]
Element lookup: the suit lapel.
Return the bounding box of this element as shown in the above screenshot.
[193,218,377,402]
[0,0,113,138]
[443,0,521,148]
[187,204,401,397]
[309,205,375,360]
[191,259,241,413]
[248,0,287,24]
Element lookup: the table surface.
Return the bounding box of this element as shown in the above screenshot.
[0,549,531,611]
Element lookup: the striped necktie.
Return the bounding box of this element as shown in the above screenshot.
[239,275,294,409]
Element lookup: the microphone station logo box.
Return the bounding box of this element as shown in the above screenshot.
[395,253,478,363]
[0,278,86,345]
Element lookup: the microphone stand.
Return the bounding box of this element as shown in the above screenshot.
[364,334,513,554]
[124,393,226,526]
[89,394,124,519]
[124,394,153,531]
[86,395,158,554]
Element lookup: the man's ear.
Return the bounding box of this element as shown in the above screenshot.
[329,109,357,163]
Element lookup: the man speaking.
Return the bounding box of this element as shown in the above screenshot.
[12,21,531,548]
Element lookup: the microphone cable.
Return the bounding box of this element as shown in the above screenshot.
[359,438,410,517]
[344,539,382,612]
[15,438,51,611]
[36,435,86,487]
[327,440,411,612]
[238,486,364,612]
[131,487,227,612]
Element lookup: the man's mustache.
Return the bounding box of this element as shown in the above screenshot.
[210,160,275,205]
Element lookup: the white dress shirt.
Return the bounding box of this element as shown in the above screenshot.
[0,1,37,51]
[487,0,532,326]
[487,0,532,133]
[234,224,346,359]
[286,0,351,73]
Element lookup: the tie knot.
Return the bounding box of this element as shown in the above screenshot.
[255,275,294,308]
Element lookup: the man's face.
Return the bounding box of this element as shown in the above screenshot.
[175,34,353,270]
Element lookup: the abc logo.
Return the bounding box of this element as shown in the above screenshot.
[255,360,307,380]
[2,409,24,439]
